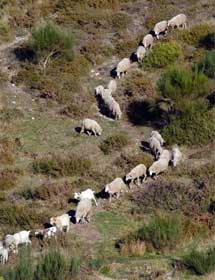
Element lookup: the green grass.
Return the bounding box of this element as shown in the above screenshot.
[183,247,215,275]
[142,40,182,68]
[196,50,215,78]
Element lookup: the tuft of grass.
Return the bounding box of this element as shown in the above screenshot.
[100,133,129,155]
[142,40,182,68]
[69,257,81,277]
[32,154,91,178]
[179,23,215,45]
[29,23,74,63]
[183,247,215,275]
[157,66,209,103]
[196,50,215,78]
[136,214,183,250]
[0,169,18,191]
[120,239,146,257]
[0,137,15,165]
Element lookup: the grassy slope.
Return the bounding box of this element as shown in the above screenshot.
[0,0,215,279]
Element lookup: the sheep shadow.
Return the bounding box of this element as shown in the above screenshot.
[95,95,115,120]
[68,198,79,204]
[110,67,117,78]
[14,46,36,62]
[140,141,151,152]
[127,100,170,129]
[75,127,82,134]
[207,92,215,106]
[67,210,76,224]
[43,222,53,229]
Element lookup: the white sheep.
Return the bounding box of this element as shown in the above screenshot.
[149,136,163,159]
[74,188,98,206]
[35,226,57,239]
[125,164,147,187]
[135,46,146,62]
[168,14,187,29]
[80,118,102,136]
[95,86,112,101]
[153,20,168,39]
[159,149,172,163]
[107,79,117,94]
[148,159,169,178]
[142,34,154,49]
[0,247,8,264]
[50,214,70,232]
[150,130,165,146]
[116,58,131,78]
[105,178,128,202]
[75,198,92,223]
[171,145,182,167]
[108,98,122,120]
[5,231,31,254]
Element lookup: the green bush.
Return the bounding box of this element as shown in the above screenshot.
[100,133,129,154]
[29,23,74,63]
[136,214,183,250]
[157,66,209,103]
[142,41,182,68]
[32,154,91,177]
[179,23,215,45]
[34,250,66,280]
[197,51,215,78]
[201,32,215,49]
[162,101,215,146]
[183,247,215,275]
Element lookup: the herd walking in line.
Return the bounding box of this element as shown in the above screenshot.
[0,13,187,265]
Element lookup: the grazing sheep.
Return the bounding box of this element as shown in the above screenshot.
[0,241,3,249]
[142,34,154,49]
[135,46,146,62]
[35,226,57,239]
[153,20,168,39]
[150,130,165,146]
[171,145,182,167]
[105,178,128,202]
[95,85,105,95]
[116,58,131,78]
[95,86,112,101]
[159,149,172,163]
[75,198,92,224]
[50,214,70,232]
[149,136,163,159]
[108,98,122,120]
[107,79,117,94]
[5,231,31,254]
[125,164,147,187]
[80,118,102,136]
[168,14,187,29]
[74,188,98,206]
[0,247,8,264]
[148,159,169,178]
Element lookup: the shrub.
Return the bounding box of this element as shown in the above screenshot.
[0,169,18,191]
[197,51,215,78]
[29,23,74,64]
[100,133,129,154]
[162,104,215,146]
[142,41,182,68]
[0,137,15,164]
[33,181,71,200]
[34,250,67,280]
[201,32,215,49]
[137,214,183,250]
[157,66,209,103]
[32,154,91,177]
[111,12,131,31]
[120,239,146,257]
[179,23,215,46]
[183,247,215,275]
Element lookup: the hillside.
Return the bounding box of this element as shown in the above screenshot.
[0,0,215,279]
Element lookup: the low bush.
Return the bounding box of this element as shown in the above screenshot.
[34,250,67,280]
[111,12,131,31]
[0,137,15,164]
[196,51,215,78]
[201,32,215,49]
[157,66,209,103]
[0,169,18,191]
[29,23,74,64]
[136,214,183,250]
[179,23,215,46]
[32,154,91,177]
[142,40,182,68]
[100,133,129,154]
[183,247,215,275]
[120,239,146,257]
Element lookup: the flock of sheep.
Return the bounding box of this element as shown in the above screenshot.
[0,13,187,265]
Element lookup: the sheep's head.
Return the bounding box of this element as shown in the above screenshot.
[125,174,132,182]
[50,217,57,225]
[74,192,80,199]
[95,86,104,95]
[105,185,109,192]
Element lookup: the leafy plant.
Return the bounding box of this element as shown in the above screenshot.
[142,40,182,68]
